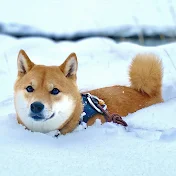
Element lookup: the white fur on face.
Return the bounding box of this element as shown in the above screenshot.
[15,91,76,133]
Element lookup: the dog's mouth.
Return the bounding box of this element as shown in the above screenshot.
[30,113,55,121]
[44,113,55,121]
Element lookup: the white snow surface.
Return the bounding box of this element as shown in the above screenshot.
[0,35,176,175]
[0,0,176,38]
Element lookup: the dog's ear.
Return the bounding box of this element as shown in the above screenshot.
[60,53,78,80]
[17,49,34,76]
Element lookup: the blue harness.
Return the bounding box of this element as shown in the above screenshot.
[80,93,107,124]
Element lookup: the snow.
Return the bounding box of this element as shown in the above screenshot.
[0,35,176,175]
[0,0,176,38]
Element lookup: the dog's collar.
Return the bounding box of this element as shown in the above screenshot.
[80,93,107,124]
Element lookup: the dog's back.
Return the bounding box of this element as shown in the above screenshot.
[88,54,163,120]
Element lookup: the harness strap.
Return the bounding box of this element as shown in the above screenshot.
[96,103,128,127]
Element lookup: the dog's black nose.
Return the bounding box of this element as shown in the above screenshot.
[30,102,44,114]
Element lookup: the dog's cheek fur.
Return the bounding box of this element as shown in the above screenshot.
[50,95,77,130]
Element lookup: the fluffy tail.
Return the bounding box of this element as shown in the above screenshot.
[129,54,163,97]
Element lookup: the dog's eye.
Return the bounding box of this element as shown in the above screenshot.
[26,86,34,93]
[50,88,60,95]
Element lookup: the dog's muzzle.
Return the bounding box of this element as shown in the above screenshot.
[29,101,54,121]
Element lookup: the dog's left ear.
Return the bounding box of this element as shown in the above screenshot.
[60,53,78,80]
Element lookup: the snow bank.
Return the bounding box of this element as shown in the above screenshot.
[0,35,176,176]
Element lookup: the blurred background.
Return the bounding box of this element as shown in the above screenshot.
[0,0,176,46]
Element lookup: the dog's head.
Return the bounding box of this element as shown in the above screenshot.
[14,50,82,133]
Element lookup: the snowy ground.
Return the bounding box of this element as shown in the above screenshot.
[0,35,176,176]
[0,0,176,38]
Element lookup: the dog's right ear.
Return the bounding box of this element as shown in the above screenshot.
[17,50,34,76]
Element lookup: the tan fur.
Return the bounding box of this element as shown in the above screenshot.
[14,50,163,135]
[87,54,163,124]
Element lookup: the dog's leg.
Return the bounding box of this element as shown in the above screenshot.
[86,114,106,126]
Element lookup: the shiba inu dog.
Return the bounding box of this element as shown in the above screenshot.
[14,50,163,135]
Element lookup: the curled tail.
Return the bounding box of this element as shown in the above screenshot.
[129,54,163,97]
